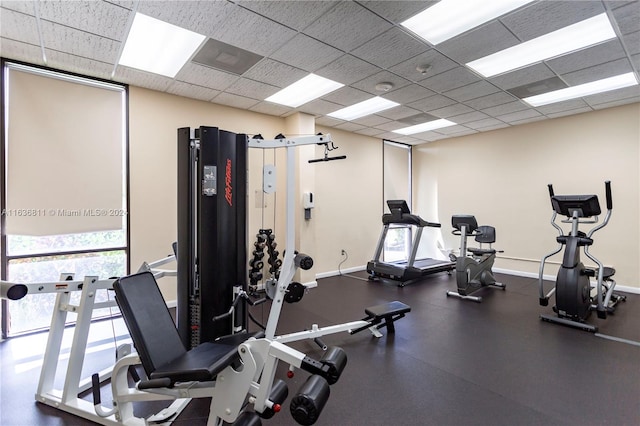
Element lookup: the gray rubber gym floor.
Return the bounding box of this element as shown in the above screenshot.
[1,272,638,425]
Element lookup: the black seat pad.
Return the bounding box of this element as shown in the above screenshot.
[150,341,239,383]
[468,248,496,256]
[365,301,411,318]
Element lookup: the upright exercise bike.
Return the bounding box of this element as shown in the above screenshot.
[538,181,626,332]
[446,215,505,302]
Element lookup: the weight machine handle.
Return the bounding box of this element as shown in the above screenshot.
[604,180,612,210]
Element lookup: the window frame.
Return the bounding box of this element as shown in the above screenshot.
[0,59,130,338]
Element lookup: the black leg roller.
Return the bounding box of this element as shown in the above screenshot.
[257,379,289,419]
[300,346,347,385]
[290,375,330,426]
[233,410,262,426]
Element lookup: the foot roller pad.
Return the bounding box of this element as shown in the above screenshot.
[350,301,411,336]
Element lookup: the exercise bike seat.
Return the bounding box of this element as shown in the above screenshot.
[467,226,497,257]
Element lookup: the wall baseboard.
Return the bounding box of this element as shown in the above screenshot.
[494,267,640,295]
[165,266,638,307]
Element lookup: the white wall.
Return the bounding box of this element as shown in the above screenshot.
[413,103,640,290]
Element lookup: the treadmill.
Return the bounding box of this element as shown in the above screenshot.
[367,200,454,286]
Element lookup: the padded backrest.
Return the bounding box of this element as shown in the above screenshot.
[475,226,496,244]
[114,271,187,376]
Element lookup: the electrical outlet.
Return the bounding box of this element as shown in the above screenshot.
[341,249,346,256]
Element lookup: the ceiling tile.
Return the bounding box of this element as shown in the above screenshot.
[237,1,338,32]
[303,1,392,52]
[113,66,174,92]
[270,33,344,72]
[589,96,640,110]
[407,94,457,112]
[420,66,481,93]
[545,107,593,119]
[560,58,634,85]
[488,63,557,91]
[315,54,381,85]
[140,1,296,57]
[434,125,476,136]
[242,59,307,88]
[443,81,500,103]
[351,114,391,127]
[546,39,627,75]
[378,131,405,140]
[321,86,373,106]
[390,49,458,83]
[375,121,405,131]
[335,122,366,132]
[381,84,435,104]
[351,27,428,69]
[438,21,520,64]
[496,108,542,123]
[315,116,346,127]
[224,78,280,100]
[212,92,260,110]
[449,111,491,124]
[249,101,292,117]
[1,7,40,45]
[393,136,420,145]
[298,99,343,116]
[175,63,239,91]
[376,105,422,121]
[44,50,114,80]
[610,1,640,35]
[357,1,436,24]
[1,1,35,15]
[465,92,517,110]
[166,81,219,102]
[40,20,120,63]
[481,100,530,116]
[501,1,605,41]
[535,99,589,115]
[38,0,131,40]
[428,103,475,118]
[622,31,640,55]
[355,127,386,137]
[350,70,412,95]
[465,117,505,130]
[584,85,640,106]
[0,38,44,65]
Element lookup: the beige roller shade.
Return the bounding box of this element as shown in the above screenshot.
[383,140,411,206]
[5,66,125,236]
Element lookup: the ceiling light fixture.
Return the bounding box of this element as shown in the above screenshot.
[467,13,617,78]
[119,13,206,78]
[265,74,344,108]
[328,97,400,121]
[393,119,457,135]
[401,0,534,45]
[522,72,638,107]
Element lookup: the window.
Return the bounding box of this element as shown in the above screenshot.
[1,61,129,337]
[382,140,412,262]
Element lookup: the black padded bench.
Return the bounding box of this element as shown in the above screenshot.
[114,271,254,389]
[350,301,411,337]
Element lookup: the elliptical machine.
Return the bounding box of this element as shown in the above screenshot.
[446,215,505,302]
[538,181,626,332]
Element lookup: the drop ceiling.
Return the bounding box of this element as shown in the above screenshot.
[1,0,639,145]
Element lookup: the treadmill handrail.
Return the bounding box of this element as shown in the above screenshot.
[382,213,441,227]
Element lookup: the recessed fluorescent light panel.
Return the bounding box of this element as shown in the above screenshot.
[119,13,206,78]
[467,13,616,77]
[265,74,344,108]
[523,73,639,107]
[327,97,400,121]
[401,0,534,45]
[393,119,457,135]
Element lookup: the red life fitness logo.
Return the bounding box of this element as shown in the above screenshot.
[225,159,233,206]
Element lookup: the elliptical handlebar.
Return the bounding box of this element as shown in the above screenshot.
[605,180,612,210]
[547,184,554,197]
